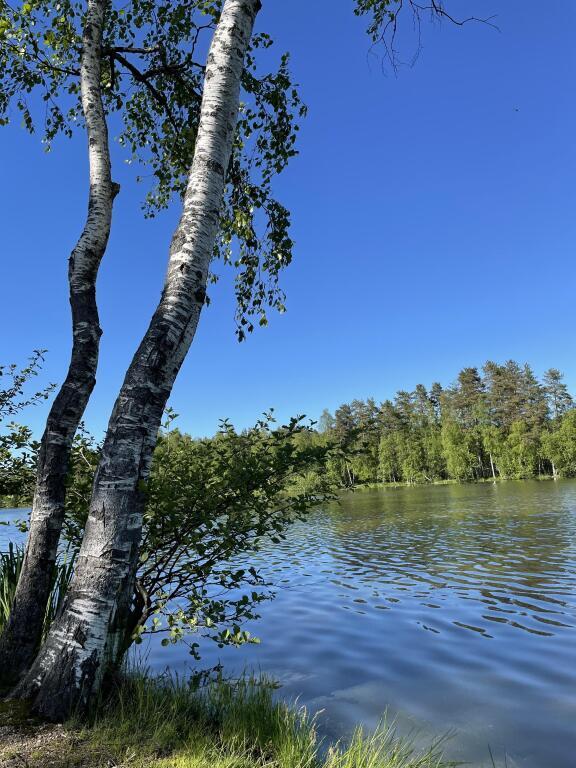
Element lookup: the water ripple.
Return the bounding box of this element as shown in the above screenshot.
[4,483,576,767]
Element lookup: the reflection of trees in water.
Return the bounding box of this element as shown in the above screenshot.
[322,483,576,635]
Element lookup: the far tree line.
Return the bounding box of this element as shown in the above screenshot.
[4,358,575,509]
[301,362,576,488]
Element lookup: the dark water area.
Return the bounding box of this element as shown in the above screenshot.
[3,481,576,767]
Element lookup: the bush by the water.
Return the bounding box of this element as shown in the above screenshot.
[1,410,337,665]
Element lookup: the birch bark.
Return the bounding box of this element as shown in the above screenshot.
[0,0,117,685]
[12,0,261,721]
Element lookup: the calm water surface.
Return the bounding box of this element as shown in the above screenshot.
[3,480,576,767]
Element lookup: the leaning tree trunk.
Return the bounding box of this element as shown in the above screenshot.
[12,0,261,721]
[0,0,117,687]
[489,452,497,480]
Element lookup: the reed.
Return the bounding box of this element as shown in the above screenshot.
[0,541,75,638]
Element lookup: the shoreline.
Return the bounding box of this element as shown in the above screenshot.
[1,475,567,512]
[0,498,31,511]
[347,475,559,492]
[0,672,467,768]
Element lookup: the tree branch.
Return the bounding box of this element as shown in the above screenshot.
[111,51,179,132]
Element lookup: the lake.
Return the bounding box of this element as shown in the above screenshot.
[2,480,576,767]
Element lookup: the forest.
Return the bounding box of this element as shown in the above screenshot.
[302,361,576,488]
[4,358,576,511]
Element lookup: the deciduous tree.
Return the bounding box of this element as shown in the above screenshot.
[1,0,304,681]
[13,0,264,720]
[0,0,117,679]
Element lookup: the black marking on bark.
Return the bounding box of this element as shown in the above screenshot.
[170,230,187,254]
[93,502,106,525]
[194,287,206,304]
[73,623,88,649]
[204,158,225,176]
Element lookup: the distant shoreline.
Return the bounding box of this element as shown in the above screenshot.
[0,497,31,510]
[1,475,567,512]
[352,474,559,491]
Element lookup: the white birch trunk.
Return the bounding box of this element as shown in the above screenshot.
[0,0,117,685]
[13,0,261,721]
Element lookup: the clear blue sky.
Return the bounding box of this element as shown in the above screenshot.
[1,0,575,439]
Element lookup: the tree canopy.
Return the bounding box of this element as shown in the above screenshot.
[312,361,575,486]
[0,0,306,337]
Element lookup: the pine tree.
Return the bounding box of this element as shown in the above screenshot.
[543,369,574,420]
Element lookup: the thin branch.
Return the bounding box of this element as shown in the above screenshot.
[109,45,160,55]
[111,51,179,132]
[414,0,500,30]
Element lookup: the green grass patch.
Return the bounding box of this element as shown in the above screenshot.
[54,672,455,768]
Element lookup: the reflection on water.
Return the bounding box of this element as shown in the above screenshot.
[3,482,576,767]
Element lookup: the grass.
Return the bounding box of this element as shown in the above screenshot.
[80,672,457,768]
[0,543,23,628]
[0,671,458,768]
[78,672,318,768]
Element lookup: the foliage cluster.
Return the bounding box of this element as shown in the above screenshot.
[311,362,576,486]
[353,0,496,69]
[0,351,53,504]
[0,0,306,338]
[29,410,336,659]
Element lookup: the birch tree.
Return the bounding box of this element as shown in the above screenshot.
[6,0,490,720]
[13,0,264,721]
[0,0,302,682]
